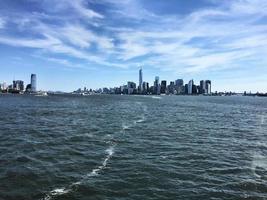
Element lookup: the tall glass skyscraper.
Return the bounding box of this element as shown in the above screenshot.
[31,74,37,92]
[154,76,160,95]
[139,67,143,93]
[188,79,194,94]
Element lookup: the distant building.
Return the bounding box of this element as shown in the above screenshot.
[26,84,32,92]
[205,80,211,94]
[200,80,211,94]
[200,80,205,94]
[160,80,167,94]
[175,79,184,94]
[102,87,109,94]
[0,82,7,91]
[188,79,194,94]
[175,79,183,87]
[168,81,175,94]
[31,74,37,92]
[185,84,188,94]
[142,82,149,94]
[13,80,24,91]
[139,67,143,93]
[127,81,136,95]
[114,87,121,94]
[192,84,197,94]
[154,76,160,95]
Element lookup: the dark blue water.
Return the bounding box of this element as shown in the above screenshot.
[0,94,266,200]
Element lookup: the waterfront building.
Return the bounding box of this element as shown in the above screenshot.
[192,84,197,94]
[139,67,143,93]
[103,87,109,94]
[185,84,188,94]
[205,80,211,94]
[154,76,160,95]
[121,85,128,94]
[26,84,31,92]
[114,87,121,94]
[175,79,183,87]
[188,79,194,94]
[12,80,24,91]
[160,80,167,94]
[175,79,184,94]
[127,81,136,95]
[0,82,7,91]
[200,80,205,94]
[200,80,211,94]
[142,82,149,94]
[31,74,37,92]
[167,81,175,94]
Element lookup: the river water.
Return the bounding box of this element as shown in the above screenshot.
[0,94,266,200]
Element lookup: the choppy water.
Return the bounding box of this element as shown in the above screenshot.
[0,94,267,200]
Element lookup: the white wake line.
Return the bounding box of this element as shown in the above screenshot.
[42,105,147,200]
[41,146,114,200]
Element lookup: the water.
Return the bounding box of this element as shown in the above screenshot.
[0,94,267,200]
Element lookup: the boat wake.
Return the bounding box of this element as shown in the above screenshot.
[151,96,162,99]
[41,146,114,200]
[251,152,267,178]
[41,103,147,200]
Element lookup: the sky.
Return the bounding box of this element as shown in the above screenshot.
[0,0,267,92]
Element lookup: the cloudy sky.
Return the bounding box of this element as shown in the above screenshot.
[0,0,266,92]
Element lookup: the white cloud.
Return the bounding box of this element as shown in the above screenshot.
[102,0,267,75]
[70,0,104,19]
[0,18,5,29]
[0,0,267,76]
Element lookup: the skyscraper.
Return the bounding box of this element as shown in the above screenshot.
[175,79,184,94]
[142,82,149,94]
[31,74,37,92]
[175,79,183,87]
[160,80,167,94]
[200,80,205,94]
[200,80,211,94]
[188,79,194,94]
[154,76,160,95]
[139,67,143,93]
[13,80,24,91]
[127,81,136,95]
[205,80,211,94]
[168,81,175,94]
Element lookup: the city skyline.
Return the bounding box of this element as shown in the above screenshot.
[0,0,267,92]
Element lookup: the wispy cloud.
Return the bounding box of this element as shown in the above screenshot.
[70,0,104,19]
[0,0,266,77]
[0,18,5,29]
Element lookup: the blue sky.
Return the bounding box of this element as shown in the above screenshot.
[0,0,267,92]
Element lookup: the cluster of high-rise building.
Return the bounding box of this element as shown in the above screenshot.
[107,68,211,95]
[75,68,211,95]
[0,74,37,93]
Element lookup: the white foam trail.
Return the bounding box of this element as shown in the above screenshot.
[133,115,146,124]
[43,187,70,200]
[41,146,114,200]
[151,96,162,99]
[251,153,267,178]
[122,124,130,130]
[87,146,114,177]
